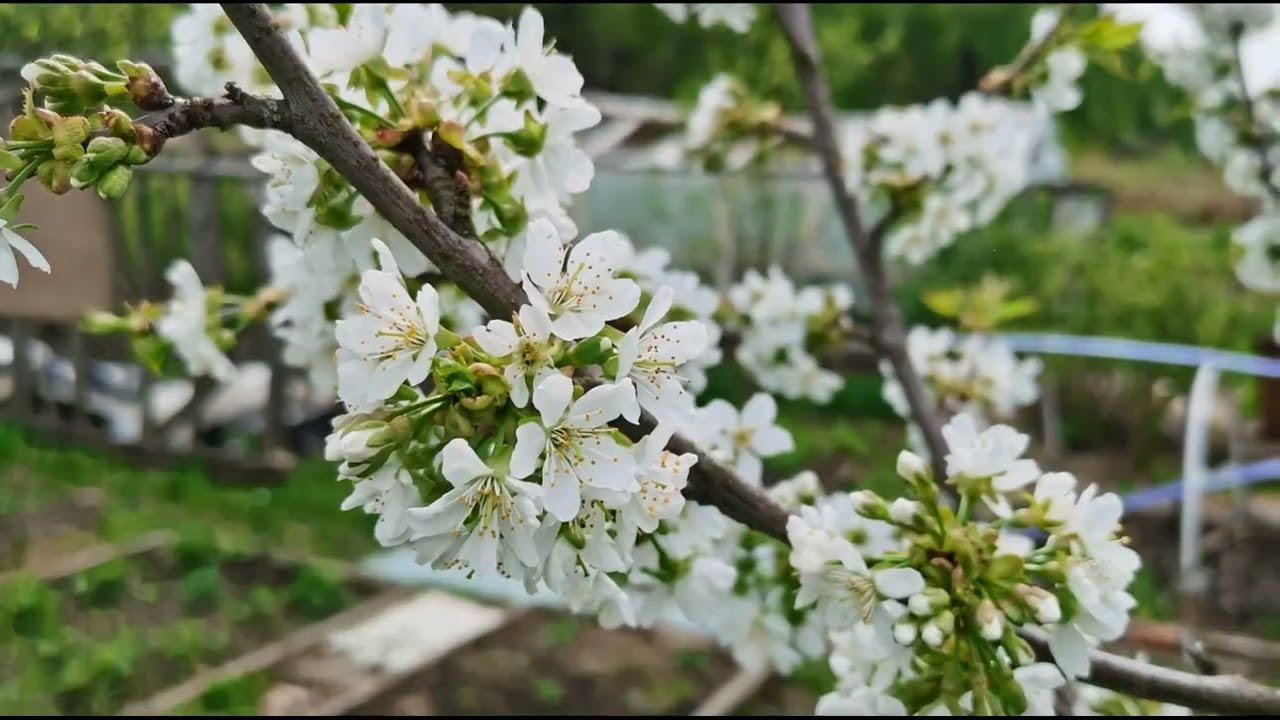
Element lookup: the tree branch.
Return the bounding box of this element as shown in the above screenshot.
[775,4,951,489]
[218,2,790,542]
[1020,627,1280,715]
[978,3,1071,96]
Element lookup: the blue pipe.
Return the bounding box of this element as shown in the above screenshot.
[993,332,1280,379]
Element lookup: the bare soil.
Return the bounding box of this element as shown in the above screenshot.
[352,608,742,716]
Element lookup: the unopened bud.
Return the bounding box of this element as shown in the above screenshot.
[849,490,889,521]
[1017,584,1061,624]
[96,164,132,200]
[889,497,922,525]
[132,124,162,158]
[119,60,173,111]
[908,587,949,617]
[86,135,128,165]
[52,116,90,147]
[892,619,918,646]
[930,609,955,636]
[501,68,535,104]
[38,159,73,194]
[52,143,84,162]
[9,115,48,141]
[896,450,929,482]
[460,394,495,411]
[921,621,945,648]
[977,599,1004,641]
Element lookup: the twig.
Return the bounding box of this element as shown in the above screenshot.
[218,2,791,542]
[1019,626,1280,715]
[978,3,1072,96]
[775,3,952,492]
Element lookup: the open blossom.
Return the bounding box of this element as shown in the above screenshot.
[155,261,237,383]
[340,459,421,548]
[787,514,924,630]
[473,304,558,408]
[695,393,795,486]
[520,219,642,340]
[614,426,694,544]
[334,240,440,411]
[305,2,388,79]
[0,217,49,288]
[407,438,543,577]
[616,286,710,429]
[511,373,639,522]
[507,6,587,109]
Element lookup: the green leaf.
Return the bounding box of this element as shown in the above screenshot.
[995,297,1040,323]
[1077,15,1144,52]
[0,149,24,171]
[922,288,965,319]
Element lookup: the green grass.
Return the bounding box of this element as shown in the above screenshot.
[0,422,373,563]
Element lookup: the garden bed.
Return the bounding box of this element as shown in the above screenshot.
[347,608,741,716]
[0,530,388,716]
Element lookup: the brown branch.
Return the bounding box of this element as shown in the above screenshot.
[978,3,1072,96]
[775,4,951,490]
[1020,627,1280,715]
[219,2,790,542]
[396,130,478,241]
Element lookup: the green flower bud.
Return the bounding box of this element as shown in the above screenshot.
[0,150,24,172]
[983,553,1024,584]
[502,109,547,157]
[908,587,950,617]
[86,135,128,165]
[52,143,84,162]
[69,156,101,188]
[38,159,73,195]
[501,68,536,104]
[850,490,890,521]
[9,115,49,141]
[81,310,133,334]
[51,116,90,147]
[95,164,132,200]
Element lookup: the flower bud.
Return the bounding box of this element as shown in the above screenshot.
[849,490,889,521]
[38,159,73,195]
[52,143,84,162]
[52,115,90,147]
[118,60,173,111]
[892,619,918,646]
[896,450,929,482]
[86,135,129,165]
[976,599,1004,641]
[908,587,949,617]
[568,335,614,367]
[889,497,922,525]
[921,621,945,648]
[1017,584,1061,624]
[96,164,132,200]
[501,68,536,104]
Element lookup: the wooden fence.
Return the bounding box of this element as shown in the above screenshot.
[0,143,317,485]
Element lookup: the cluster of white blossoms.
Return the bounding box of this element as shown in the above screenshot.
[725,266,854,404]
[1124,5,1280,301]
[797,412,1139,715]
[881,325,1044,453]
[653,4,759,34]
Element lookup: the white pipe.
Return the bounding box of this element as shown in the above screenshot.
[1179,363,1218,600]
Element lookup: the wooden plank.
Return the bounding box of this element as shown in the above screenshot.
[303,595,517,716]
[119,586,419,717]
[690,665,773,717]
[188,169,226,286]
[0,528,174,586]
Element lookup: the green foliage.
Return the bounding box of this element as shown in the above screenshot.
[187,673,271,716]
[1,574,61,640]
[285,563,351,620]
[899,199,1274,360]
[180,565,225,614]
[69,557,130,608]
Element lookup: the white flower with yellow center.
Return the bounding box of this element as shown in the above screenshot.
[511,373,639,522]
[473,303,558,408]
[616,286,710,430]
[520,218,641,341]
[334,239,440,411]
[406,438,543,578]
